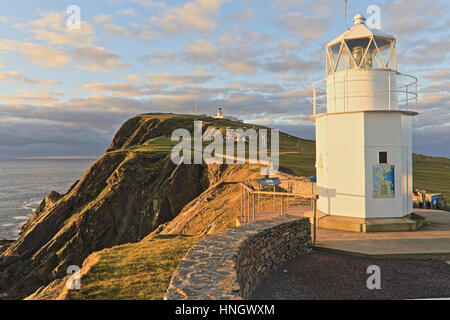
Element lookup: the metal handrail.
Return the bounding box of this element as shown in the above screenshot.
[239,182,319,244]
[311,71,418,116]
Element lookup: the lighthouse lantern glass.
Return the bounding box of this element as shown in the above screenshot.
[326,36,396,75]
[373,37,394,68]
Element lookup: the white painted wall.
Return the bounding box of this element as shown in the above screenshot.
[315,111,414,219]
[364,112,413,218]
[316,112,366,218]
[327,69,398,113]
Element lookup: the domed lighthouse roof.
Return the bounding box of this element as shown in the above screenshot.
[328,14,394,46]
[326,14,397,74]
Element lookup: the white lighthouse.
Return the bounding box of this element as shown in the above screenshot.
[311,14,421,232]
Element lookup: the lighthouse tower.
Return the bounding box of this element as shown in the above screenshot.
[311,14,420,232]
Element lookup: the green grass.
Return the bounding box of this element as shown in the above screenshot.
[413,154,450,200]
[67,234,201,300]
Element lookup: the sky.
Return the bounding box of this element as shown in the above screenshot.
[0,0,448,159]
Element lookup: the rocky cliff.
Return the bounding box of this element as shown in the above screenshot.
[0,114,228,299]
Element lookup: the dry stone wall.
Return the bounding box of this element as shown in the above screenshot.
[165,214,312,300]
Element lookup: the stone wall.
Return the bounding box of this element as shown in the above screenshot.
[164,215,312,300]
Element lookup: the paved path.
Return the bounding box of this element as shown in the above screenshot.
[251,251,450,300]
[315,209,450,259]
[245,208,450,259]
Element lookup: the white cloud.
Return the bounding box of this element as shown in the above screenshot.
[104,24,131,38]
[0,39,19,51]
[0,89,59,107]
[19,43,69,68]
[71,45,128,72]
[150,0,226,34]
[94,13,112,24]
[129,0,166,10]
[186,39,218,63]
[33,22,95,45]
[147,72,214,85]
[83,82,149,96]
[124,74,142,82]
[103,23,156,40]
[117,8,136,16]
[221,60,258,74]
[0,71,61,86]
[31,11,64,30]
[278,12,328,42]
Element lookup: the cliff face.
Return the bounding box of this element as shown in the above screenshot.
[0,114,227,299]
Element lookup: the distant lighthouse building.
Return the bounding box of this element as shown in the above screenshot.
[214,107,225,119]
[213,107,243,122]
[311,14,419,231]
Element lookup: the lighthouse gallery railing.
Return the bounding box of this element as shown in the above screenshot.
[311,71,418,116]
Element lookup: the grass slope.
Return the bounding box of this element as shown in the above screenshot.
[68,234,201,300]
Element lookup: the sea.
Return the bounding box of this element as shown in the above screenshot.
[0,159,94,240]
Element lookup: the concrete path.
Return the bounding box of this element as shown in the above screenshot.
[251,251,450,300]
[315,209,450,260]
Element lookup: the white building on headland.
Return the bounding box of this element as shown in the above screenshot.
[213,107,243,122]
[214,107,224,119]
[310,14,420,232]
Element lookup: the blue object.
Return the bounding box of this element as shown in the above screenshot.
[258,177,281,187]
[309,176,317,183]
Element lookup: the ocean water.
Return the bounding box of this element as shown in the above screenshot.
[0,159,94,240]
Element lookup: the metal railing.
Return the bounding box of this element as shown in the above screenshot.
[239,182,319,244]
[311,71,418,116]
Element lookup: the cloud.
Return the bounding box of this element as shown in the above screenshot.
[0,89,59,107]
[103,24,131,38]
[262,53,321,75]
[221,60,258,74]
[146,72,214,86]
[124,74,143,82]
[384,0,447,37]
[103,23,156,40]
[0,39,70,69]
[228,82,284,94]
[94,13,112,24]
[19,43,69,68]
[0,71,61,86]
[117,8,136,16]
[224,8,256,22]
[71,45,128,72]
[31,11,64,30]
[82,82,167,97]
[150,0,226,34]
[0,39,19,51]
[277,11,328,43]
[33,22,95,45]
[424,70,450,82]
[29,11,96,45]
[129,0,166,10]
[185,39,218,63]
[399,39,450,66]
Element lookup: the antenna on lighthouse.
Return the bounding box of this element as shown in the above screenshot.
[344,0,350,30]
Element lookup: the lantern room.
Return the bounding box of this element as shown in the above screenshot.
[326,14,397,75]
